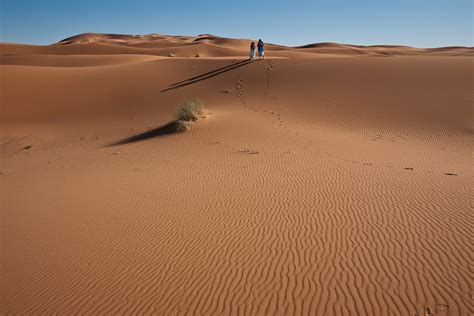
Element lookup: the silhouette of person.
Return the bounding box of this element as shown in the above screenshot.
[257,39,265,59]
[250,42,256,60]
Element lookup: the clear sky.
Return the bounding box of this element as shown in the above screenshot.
[0,0,472,47]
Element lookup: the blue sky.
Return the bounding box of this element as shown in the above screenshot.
[1,0,472,47]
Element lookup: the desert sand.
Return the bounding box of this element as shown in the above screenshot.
[1,33,472,315]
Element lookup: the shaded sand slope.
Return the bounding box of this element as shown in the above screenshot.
[1,44,473,315]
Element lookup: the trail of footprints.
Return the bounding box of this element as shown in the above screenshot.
[235,60,247,108]
[263,60,273,103]
[235,60,307,140]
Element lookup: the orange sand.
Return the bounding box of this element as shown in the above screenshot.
[1,33,472,315]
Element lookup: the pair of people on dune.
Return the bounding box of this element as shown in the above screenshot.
[250,39,265,60]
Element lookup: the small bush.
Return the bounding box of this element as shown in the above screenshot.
[175,99,204,122]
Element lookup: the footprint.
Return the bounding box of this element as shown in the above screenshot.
[239,149,259,155]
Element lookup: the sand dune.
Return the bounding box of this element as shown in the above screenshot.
[2,32,472,58]
[1,34,472,315]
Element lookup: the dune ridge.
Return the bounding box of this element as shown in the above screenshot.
[1,32,472,58]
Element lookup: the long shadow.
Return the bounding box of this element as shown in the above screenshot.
[107,121,180,146]
[161,59,255,92]
[169,59,250,86]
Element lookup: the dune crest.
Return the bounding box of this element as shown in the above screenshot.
[1,32,472,58]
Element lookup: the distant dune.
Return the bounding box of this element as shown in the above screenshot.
[1,33,472,315]
[1,32,472,58]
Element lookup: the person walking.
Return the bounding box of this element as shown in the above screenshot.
[257,39,265,59]
[249,42,256,60]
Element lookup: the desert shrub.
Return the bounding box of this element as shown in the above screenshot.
[175,99,204,122]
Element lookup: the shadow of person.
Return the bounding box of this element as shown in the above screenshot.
[161,59,255,92]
